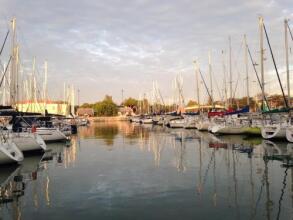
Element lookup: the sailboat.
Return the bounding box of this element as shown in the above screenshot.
[12,115,68,143]
[209,35,260,135]
[184,61,201,129]
[260,17,290,140]
[169,117,185,128]
[169,75,186,128]
[184,113,199,129]
[0,141,23,165]
[0,116,23,164]
[11,132,46,152]
[286,116,293,142]
[284,19,293,142]
[0,130,23,165]
[194,55,216,131]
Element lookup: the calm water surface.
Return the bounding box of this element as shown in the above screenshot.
[0,122,292,220]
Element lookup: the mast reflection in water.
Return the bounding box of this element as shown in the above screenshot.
[0,121,292,220]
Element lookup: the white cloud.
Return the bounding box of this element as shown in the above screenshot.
[0,0,292,103]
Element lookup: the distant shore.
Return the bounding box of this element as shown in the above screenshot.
[89,116,129,122]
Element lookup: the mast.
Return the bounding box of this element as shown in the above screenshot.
[259,16,265,110]
[244,35,250,107]
[229,36,232,108]
[32,57,36,103]
[208,50,214,107]
[29,57,36,112]
[10,17,16,106]
[194,60,200,109]
[285,19,290,107]
[222,50,228,109]
[63,82,66,105]
[3,63,6,105]
[15,44,19,104]
[71,85,75,116]
[44,60,48,112]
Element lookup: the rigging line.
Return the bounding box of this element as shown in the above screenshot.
[232,72,240,102]
[247,45,270,110]
[276,167,288,220]
[0,59,5,72]
[232,39,245,101]
[212,71,224,103]
[158,89,165,107]
[231,37,244,100]
[231,39,244,103]
[177,78,185,105]
[263,23,289,108]
[198,68,213,104]
[287,22,293,42]
[0,30,9,56]
[203,151,215,186]
[0,56,11,88]
[252,167,266,218]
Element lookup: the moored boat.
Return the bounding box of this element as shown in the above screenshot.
[261,123,287,140]
[141,117,153,124]
[0,141,23,165]
[169,118,185,128]
[184,116,198,129]
[261,113,288,140]
[12,132,46,152]
[35,127,68,143]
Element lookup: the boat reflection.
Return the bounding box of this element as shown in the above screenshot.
[0,122,292,219]
[190,130,292,219]
[0,140,77,220]
[0,154,43,219]
[172,131,187,172]
[0,165,22,205]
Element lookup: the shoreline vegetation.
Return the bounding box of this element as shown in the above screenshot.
[80,93,289,118]
[89,116,128,122]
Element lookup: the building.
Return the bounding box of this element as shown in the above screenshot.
[76,108,94,117]
[184,104,225,112]
[16,100,70,116]
[118,106,134,116]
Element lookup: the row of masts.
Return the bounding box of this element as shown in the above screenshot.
[192,17,291,111]
[1,18,76,115]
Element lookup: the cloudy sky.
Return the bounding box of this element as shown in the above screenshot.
[0,0,292,104]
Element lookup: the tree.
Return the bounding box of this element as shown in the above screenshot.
[123,97,138,107]
[93,95,118,116]
[186,100,198,107]
[81,103,93,108]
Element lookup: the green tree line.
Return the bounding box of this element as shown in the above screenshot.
[80,93,288,116]
[81,95,118,116]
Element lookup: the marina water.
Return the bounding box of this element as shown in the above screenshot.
[0,122,292,219]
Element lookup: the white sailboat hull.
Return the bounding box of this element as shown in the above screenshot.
[0,142,23,165]
[211,124,246,135]
[286,126,293,142]
[12,133,46,152]
[36,128,68,143]
[131,117,141,123]
[196,121,210,131]
[169,120,185,128]
[261,124,286,140]
[141,118,153,124]
[184,118,198,129]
